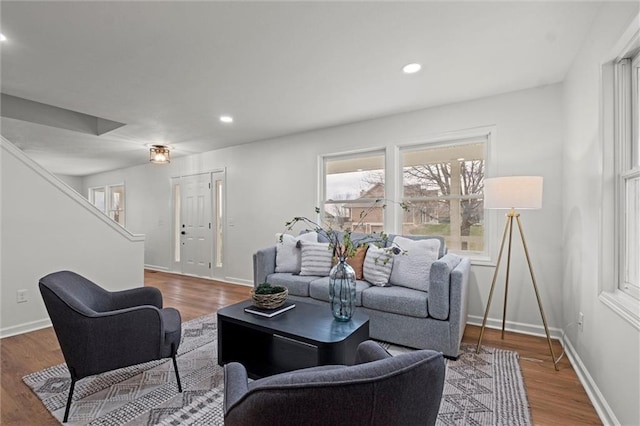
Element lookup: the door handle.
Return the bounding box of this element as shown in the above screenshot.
[181,231,186,235]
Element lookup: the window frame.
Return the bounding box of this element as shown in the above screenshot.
[398,135,489,258]
[318,127,494,263]
[614,52,640,301]
[88,183,126,227]
[599,15,640,329]
[320,149,387,234]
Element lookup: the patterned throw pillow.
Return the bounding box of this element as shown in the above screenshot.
[299,241,333,276]
[275,232,318,273]
[363,244,394,287]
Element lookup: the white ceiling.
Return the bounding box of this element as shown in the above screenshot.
[0,1,601,176]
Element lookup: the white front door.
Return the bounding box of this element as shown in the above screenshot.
[180,173,212,277]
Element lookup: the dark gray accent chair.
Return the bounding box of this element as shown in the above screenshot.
[224,340,446,426]
[39,271,182,422]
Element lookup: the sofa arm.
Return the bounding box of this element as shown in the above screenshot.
[253,246,277,287]
[224,362,249,414]
[449,256,471,352]
[355,340,392,364]
[428,254,463,320]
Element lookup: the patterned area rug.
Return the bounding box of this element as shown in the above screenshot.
[24,314,531,425]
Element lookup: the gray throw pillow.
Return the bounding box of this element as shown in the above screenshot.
[389,236,440,292]
[275,232,318,273]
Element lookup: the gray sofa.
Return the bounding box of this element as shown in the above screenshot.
[253,234,471,359]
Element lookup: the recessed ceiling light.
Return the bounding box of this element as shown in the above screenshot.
[0,34,7,42]
[220,115,233,123]
[402,63,422,74]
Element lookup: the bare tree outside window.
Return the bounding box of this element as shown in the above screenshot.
[401,142,485,252]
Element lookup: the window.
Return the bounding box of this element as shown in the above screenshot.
[89,187,106,213]
[89,184,126,227]
[400,139,485,253]
[616,51,640,300]
[323,152,385,233]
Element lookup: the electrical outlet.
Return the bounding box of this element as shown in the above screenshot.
[16,289,28,303]
[578,312,584,331]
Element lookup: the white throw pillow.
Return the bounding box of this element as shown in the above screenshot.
[299,241,333,276]
[275,232,318,273]
[389,236,441,292]
[363,244,394,287]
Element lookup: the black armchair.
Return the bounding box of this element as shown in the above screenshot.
[39,270,182,422]
[224,340,446,426]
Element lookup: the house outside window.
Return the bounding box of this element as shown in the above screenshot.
[89,184,126,227]
[321,136,487,257]
[323,151,385,233]
[400,140,485,253]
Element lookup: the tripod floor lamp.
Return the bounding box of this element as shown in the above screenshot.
[476,176,559,371]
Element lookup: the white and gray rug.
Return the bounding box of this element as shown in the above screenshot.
[23,314,531,425]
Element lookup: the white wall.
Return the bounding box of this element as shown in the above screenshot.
[55,174,83,193]
[83,83,566,334]
[0,138,145,337]
[562,3,640,425]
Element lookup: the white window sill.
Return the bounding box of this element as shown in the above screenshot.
[446,250,493,267]
[599,290,640,331]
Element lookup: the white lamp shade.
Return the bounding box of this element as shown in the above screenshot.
[484,176,543,209]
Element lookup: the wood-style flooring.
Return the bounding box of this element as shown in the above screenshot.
[1,270,601,425]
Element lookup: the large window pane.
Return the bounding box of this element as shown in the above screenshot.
[108,185,125,226]
[401,142,485,252]
[624,176,640,298]
[324,153,385,233]
[90,187,106,213]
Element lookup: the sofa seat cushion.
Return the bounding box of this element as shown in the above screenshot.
[362,286,428,318]
[309,277,371,306]
[266,273,318,297]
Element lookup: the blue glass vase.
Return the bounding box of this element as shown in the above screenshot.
[329,257,357,321]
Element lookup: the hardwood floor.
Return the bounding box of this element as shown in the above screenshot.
[1,270,601,425]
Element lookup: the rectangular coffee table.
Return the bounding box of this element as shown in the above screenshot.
[217,299,369,379]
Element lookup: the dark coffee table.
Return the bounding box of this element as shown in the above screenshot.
[217,299,369,378]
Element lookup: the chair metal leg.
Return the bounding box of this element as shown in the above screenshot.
[63,376,76,423]
[171,343,182,392]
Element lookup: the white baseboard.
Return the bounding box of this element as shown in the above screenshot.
[144,264,169,272]
[144,267,253,288]
[561,336,617,426]
[467,314,564,339]
[0,318,52,339]
[467,314,613,425]
[223,276,253,287]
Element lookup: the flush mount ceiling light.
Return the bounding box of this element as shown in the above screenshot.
[149,145,170,164]
[219,115,234,123]
[0,34,7,42]
[402,63,422,74]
